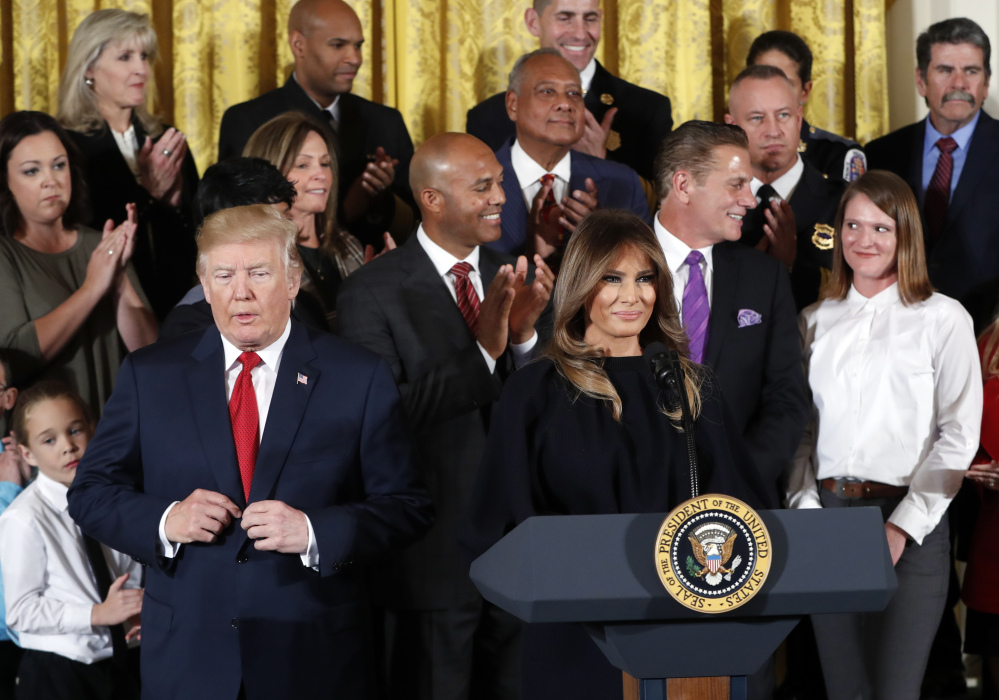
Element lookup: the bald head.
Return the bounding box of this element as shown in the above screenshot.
[724,66,802,181]
[289,0,364,105]
[411,133,506,257]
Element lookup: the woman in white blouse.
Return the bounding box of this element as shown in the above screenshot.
[57,9,199,320]
[788,170,981,700]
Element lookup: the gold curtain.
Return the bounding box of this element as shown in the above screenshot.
[0,0,888,175]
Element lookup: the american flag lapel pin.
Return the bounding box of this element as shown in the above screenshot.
[297,373,308,385]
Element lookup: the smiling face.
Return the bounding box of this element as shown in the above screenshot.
[841,192,899,297]
[286,130,332,225]
[583,245,657,356]
[18,397,92,488]
[201,239,300,351]
[291,0,364,106]
[85,35,151,116]
[526,0,602,73]
[683,144,756,247]
[726,76,802,181]
[508,53,585,152]
[917,42,990,135]
[6,130,72,232]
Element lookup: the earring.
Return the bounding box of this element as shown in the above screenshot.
[85,77,94,86]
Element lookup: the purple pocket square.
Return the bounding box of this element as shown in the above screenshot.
[737,309,763,328]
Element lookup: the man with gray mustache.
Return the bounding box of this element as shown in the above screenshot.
[866,17,996,301]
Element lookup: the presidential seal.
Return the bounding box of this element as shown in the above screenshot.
[655,495,772,613]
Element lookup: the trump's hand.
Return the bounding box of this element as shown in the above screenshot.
[885,521,909,567]
[241,500,309,554]
[165,489,242,544]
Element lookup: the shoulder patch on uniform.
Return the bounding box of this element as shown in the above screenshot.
[843,148,867,182]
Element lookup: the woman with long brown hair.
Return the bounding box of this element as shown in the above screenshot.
[788,170,981,700]
[464,209,770,699]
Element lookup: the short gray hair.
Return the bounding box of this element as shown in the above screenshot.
[507,48,572,95]
[917,17,992,79]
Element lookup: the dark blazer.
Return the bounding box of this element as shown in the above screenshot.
[866,110,999,301]
[67,322,434,699]
[217,77,415,246]
[465,60,673,183]
[488,139,651,256]
[704,242,808,493]
[69,119,199,320]
[740,159,845,310]
[337,235,547,609]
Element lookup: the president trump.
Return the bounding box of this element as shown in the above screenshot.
[68,204,434,699]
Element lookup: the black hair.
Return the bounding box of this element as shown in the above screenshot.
[194,156,298,225]
[747,30,813,85]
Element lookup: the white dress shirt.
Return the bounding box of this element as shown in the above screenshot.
[510,139,572,210]
[293,71,341,124]
[750,154,804,202]
[416,226,537,369]
[787,284,982,544]
[579,58,597,94]
[653,215,715,318]
[111,124,140,179]
[0,473,142,663]
[157,321,319,567]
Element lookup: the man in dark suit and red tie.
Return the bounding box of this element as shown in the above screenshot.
[67,204,434,699]
[488,49,650,265]
[337,132,553,700]
[866,17,997,303]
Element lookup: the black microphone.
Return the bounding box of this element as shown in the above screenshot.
[643,342,700,499]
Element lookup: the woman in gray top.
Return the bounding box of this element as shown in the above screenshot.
[0,111,156,416]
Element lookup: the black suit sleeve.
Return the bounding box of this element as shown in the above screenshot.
[741,263,809,487]
[337,274,504,434]
[217,106,257,161]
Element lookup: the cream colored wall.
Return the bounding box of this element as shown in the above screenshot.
[886,0,999,134]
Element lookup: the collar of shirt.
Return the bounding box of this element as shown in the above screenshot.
[416,225,485,302]
[111,124,140,179]
[34,472,69,513]
[653,213,715,314]
[510,139,572,208]
[750,154,804,201]
[579,58,597,93]
[292,71,341,122]
[221,320,291,377]
[846,281,900,312]
[924,109,980,157]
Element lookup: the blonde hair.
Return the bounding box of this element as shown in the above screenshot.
[243,112,358,268]
[825,170,934,305]
[57,9,162,136]
[196,204,303,282]
[546,209,703,423]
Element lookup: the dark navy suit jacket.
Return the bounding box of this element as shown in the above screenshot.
[67,322,433,699]
[866,110,999,301]
[488,139,651,256]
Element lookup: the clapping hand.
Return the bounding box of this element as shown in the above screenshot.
[363,232,398,264]
[558,177,599,232]
[508,255,554,344]
[527,178,565,261]
[138,128,187,206]
[573,108,618,160]
[344,147,399,222]
[476,265,517,359]
[758,199,797,270]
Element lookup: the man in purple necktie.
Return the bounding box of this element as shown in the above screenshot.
[651,119,807,699]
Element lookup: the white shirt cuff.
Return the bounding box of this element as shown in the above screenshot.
[476,341,498,374]
[510,332,538,368]
[300,515,319,569]
[157,502,182,558]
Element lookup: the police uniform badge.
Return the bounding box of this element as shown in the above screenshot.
[655,495,772,613]
[600,93,614,105]
[797,139,807,153]
[843,148,867,182]
[812,223,835,251]
[605,129,621,152]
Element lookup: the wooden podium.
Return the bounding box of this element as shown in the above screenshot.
[470,508,897,699]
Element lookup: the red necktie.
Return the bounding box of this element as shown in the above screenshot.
[450,262,480,336]
[539,173,558,224]
[925,136,958,240]
[230,351,261,500]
